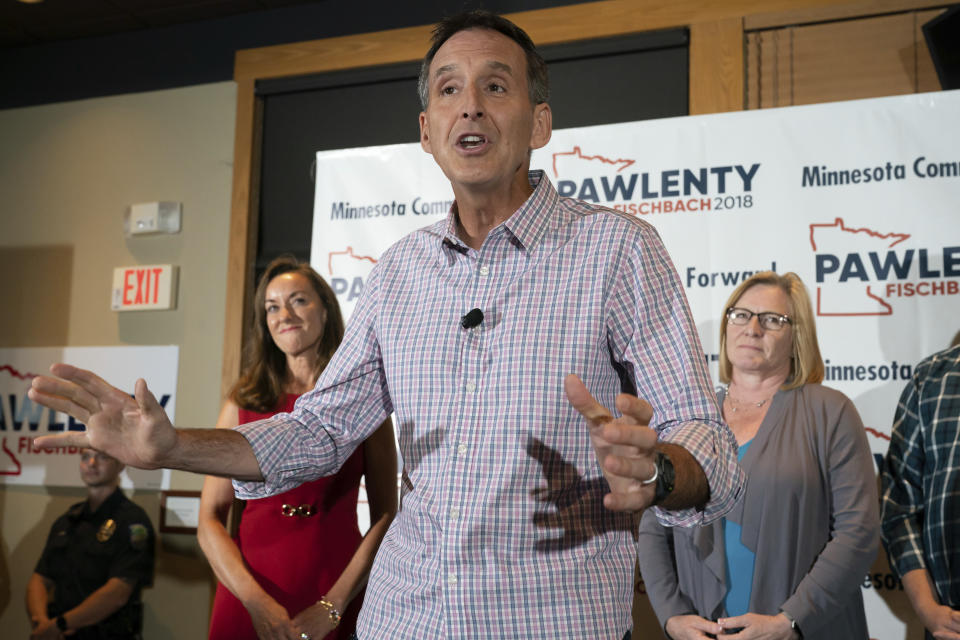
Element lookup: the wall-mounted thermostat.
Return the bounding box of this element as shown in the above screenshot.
[124,202,181,236]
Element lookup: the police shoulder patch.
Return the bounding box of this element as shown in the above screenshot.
[129,524,149,550]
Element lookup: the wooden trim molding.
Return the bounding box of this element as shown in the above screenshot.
[233,0,858,81]
[690,18,746,114]
[744,0,947,30]
[221,78,260,401]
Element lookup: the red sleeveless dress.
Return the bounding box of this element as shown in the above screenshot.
[208,394,365,639]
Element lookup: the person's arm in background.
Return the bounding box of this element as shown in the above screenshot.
[29,523,66,640]
[292,418,398,639]
[26,572,55,636]
[881,370,960,639]
[28,570,137,640]
[900,569,960,640]
[197,400,299,640]
[48,577,135,635]
[636,511,721,640]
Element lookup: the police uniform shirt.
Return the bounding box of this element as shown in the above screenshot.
[35,487,155,638]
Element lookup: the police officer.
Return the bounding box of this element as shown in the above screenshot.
[26,449,155,639]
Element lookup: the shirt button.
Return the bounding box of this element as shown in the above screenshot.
[464,380,476,393]
[478,265,490,276]
[449,507,460,520]
[447,573,458,585]
[457,443,467,455]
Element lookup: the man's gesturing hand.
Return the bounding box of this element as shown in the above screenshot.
[564,373,659,512]
[28,363,177,469]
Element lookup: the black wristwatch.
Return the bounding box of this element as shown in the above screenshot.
[652,450,675,505]
[55,615,68,632]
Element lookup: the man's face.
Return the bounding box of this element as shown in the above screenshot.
[79,449,124,488]
[419,28,551,195]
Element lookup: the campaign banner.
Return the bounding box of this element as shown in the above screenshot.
[313,91,960,639]
[0,346,178,490]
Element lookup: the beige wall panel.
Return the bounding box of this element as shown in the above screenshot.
[747,9,948,109]
[790,13,917,105]
[0,246,73,346]
[0,80,237,639]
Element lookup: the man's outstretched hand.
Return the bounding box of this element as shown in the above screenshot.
[28,363,177,469]
[564,373,658,512]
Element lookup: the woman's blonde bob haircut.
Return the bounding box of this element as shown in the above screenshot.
[718,271,824,390]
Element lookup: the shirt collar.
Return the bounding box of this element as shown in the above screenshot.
[439,170,559,255]
[80,486,124,519]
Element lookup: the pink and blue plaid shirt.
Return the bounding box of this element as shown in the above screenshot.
[236,171,743,639]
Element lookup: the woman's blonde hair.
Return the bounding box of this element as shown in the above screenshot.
[718,271,824,390]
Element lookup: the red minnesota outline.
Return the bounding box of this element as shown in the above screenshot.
[551,146,635,178]
[809,217,912,317]
[2,364,46,477]
[809,217,911,251]
[864,427,891,442]
[0,364,39,380]
[1,438,22,476]
[327,246,377,276]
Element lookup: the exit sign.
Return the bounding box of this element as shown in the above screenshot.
[111,265,178,311]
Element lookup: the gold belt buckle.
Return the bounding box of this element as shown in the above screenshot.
[281,503,314,517]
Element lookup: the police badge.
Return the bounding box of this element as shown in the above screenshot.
[97,518,117,542]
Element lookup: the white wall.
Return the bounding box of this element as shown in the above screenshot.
[0,80,237,638]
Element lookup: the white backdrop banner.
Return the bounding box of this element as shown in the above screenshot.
[0,346,178,490]
[313,91,960,639]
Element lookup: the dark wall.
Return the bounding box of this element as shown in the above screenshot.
[256,29,689,266]
[0,0,596,110]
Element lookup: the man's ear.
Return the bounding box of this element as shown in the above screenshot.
[419,111,432,153]
[529,102,552,150]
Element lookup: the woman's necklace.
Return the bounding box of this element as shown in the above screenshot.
[726,387,775,413]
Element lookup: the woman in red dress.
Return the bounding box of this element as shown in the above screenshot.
[198,256,396,640]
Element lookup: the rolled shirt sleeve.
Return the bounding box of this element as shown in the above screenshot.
[880,367,929,577]
[658,418,742,525]
[607,219,743,526]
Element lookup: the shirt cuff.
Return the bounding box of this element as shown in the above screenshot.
[231,414,300,499]
[652,419,744,527]
[886,542,927,579]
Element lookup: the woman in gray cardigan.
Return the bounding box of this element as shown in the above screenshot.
[638,271,878,640]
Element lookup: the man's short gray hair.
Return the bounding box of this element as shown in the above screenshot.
[417,10,549,110]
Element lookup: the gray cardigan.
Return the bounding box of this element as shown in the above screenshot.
[637,384,879,639]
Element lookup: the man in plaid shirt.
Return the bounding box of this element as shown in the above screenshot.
[881,343,960,640]
[29,10,744,639]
